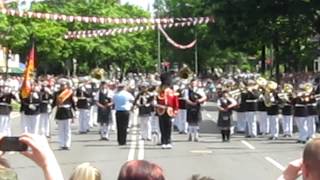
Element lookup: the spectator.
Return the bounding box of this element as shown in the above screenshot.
[190,174,215,180]
[69,162,101,180]
[0,134,64,180]
[0,157,17,180]
[118,160,165,180]
[278,138,320,180]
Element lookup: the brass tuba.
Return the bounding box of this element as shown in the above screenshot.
[91,68,105,80]
[264,81,278,107]
[178,64,193,79]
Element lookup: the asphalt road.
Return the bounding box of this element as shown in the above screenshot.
[5,102,305,180]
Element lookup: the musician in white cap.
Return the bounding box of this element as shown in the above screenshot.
[293,85,309,144]
[133,82,154,141]
[0,81,18,135]
[244,79,259,138]
[39,81,53,137]
[76,82,91,134]
[176,81,188,134]
[53,78,76,150]
[21,82,41,134]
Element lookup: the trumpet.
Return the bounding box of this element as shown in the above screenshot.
[278,92,291,103]
[228,89,241,100]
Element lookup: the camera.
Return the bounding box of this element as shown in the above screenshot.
[0,137,28,151]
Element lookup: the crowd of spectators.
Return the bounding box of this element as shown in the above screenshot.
[0,133,216,180]
[0,133,319,180]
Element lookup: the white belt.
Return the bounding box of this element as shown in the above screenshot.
[0,102,9,106]
[78,97,87,100]
[308,103,317,107]
[295,104,305,107]
[42,101,49,103]
[246,99,258,103]
[58,104,71,108]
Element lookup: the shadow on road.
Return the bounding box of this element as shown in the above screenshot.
[199,120,219,134]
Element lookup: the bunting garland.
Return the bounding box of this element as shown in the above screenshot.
[158,24,196,49]
[0,7,215,50]
[64,18,214,39]
[0,8,214,25]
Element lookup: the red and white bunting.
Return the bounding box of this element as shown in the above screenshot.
[158,24,196,49]
[64,18,213,41]
[0,8,214,25]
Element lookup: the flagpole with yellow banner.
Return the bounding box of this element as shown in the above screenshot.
[21,40,36,99]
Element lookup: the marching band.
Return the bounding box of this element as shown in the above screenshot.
[0,67,318,151]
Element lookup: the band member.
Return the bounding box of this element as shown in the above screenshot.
[235,86,247,133]
[257,89,268,136]
[176,83,188,134]
[186,79,207,142]
[244,80,259,138]
[265,90,280,140]
[89,81,99,128]
[95,81,113,140]
[155,72,179,149]
[306,93,317,139]
[53,79,76,150]
[293,90,309,144]
[22,83,41,134]
[0,83,18,135]
[133,83,154,141]
[39,82,53,137]
[76,83,91,134]
[217,90,237,142]
[281,95,294,138]
[149,85,161,145]
[113,83,134,146]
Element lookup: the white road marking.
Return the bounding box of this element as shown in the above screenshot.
[241,140,256,150]
[190,150,213,154]
[138,139,144,160]
[128,111,138,161]
[265,157,285,171]
[128,135,137,161]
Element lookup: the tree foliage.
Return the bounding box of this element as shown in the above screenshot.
[0,0,156,75]
[155,0,320,77]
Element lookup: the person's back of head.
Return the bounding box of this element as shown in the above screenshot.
[69,162,101,180]
[190,174,215,180]
[118,160,165,180]
[303,138,320,180]
[0,157,17,180]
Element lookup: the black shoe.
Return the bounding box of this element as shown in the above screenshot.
[269,137,278,140]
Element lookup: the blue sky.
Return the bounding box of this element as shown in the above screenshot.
[120,0,155,13]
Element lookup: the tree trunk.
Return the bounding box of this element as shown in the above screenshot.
[261,45,266,75]
[273,32,280,83]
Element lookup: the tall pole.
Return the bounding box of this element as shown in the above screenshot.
[157,6,161,73]
[194,31,198,75]
[157,26,161,73]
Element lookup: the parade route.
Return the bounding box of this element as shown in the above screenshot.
[6,102,305,180]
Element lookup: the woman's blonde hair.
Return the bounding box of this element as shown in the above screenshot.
[69,163,101,180]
